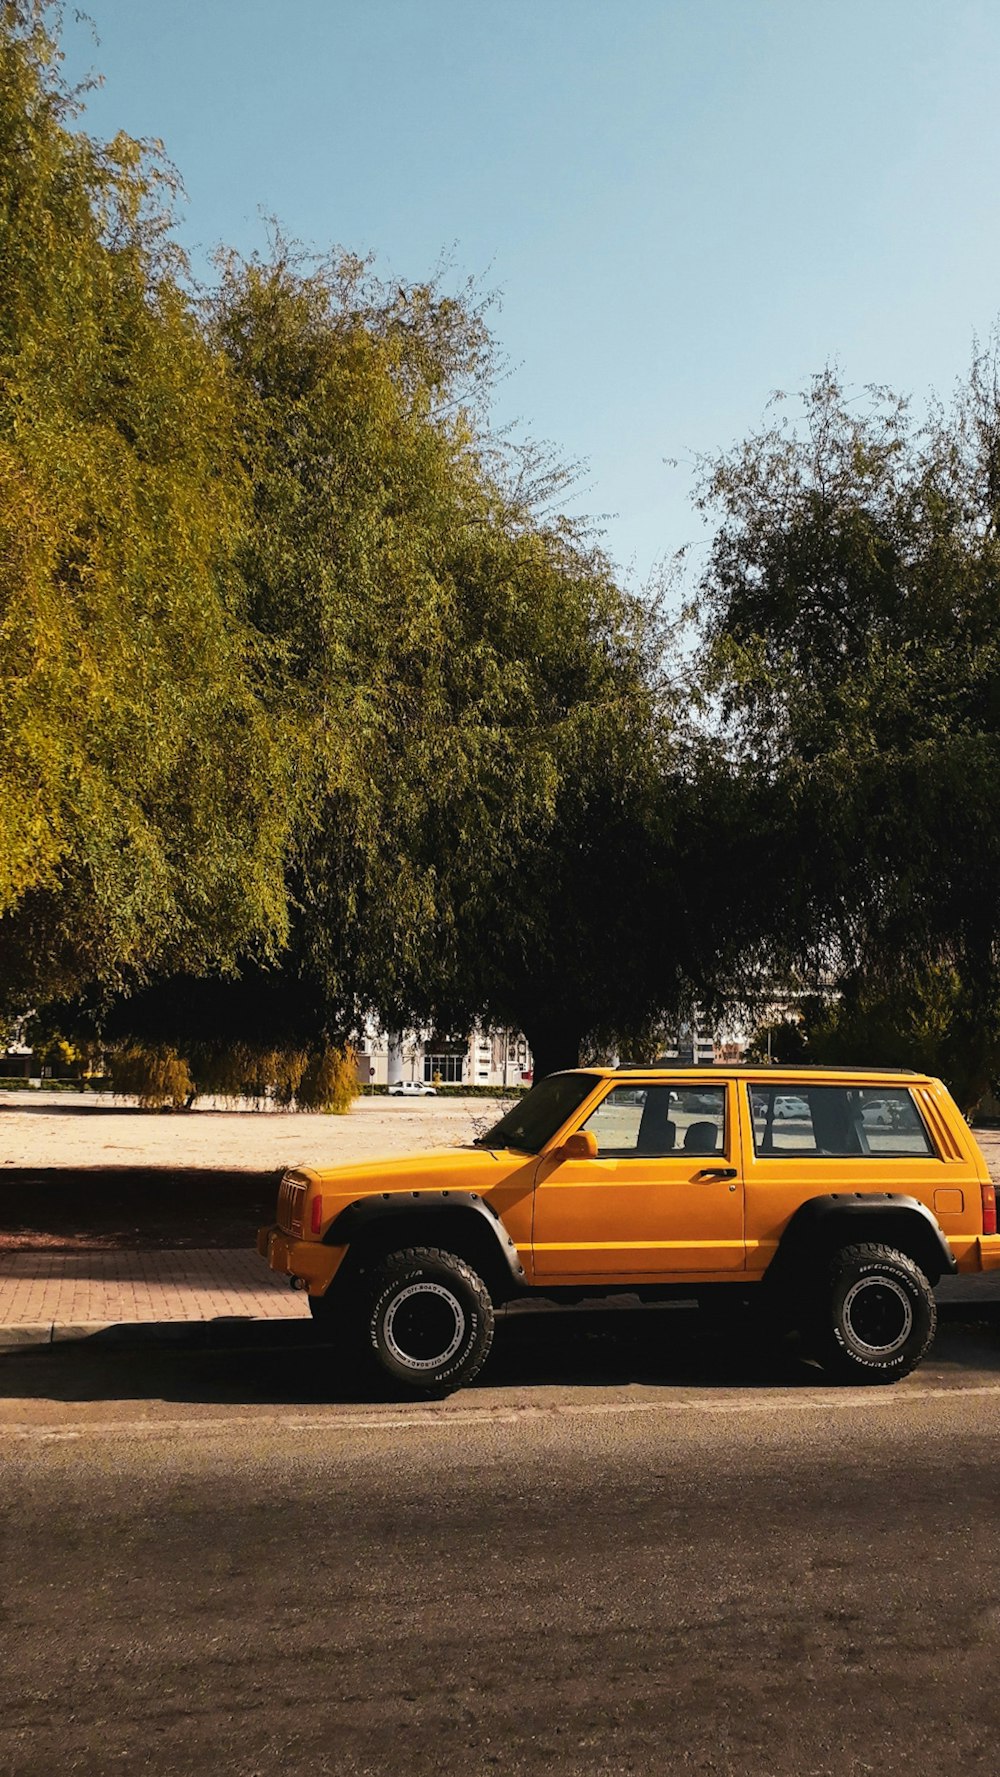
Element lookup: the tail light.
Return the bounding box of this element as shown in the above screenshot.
[310,1194,323,1236]
[982,1181,997,1236]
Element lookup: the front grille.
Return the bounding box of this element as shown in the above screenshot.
[277,1172,308,1236]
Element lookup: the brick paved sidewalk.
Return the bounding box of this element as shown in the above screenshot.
[1,1244,998,1352]
[0,1249,311,1347]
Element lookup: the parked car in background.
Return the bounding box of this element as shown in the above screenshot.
[774,1094,809,1119]
[388,1081,438,1098]
[862,1099,896,1126]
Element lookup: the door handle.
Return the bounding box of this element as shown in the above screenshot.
[693,1167,738,1181]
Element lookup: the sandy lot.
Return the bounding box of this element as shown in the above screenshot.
[0,1091,509,1172]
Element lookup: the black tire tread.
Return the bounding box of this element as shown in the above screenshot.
[367,1245,495,1393]
[824,1240,936,1384]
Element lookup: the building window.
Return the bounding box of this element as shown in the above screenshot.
[424,1054,464,1083]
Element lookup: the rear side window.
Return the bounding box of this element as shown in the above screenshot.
[748,1086,934,1158]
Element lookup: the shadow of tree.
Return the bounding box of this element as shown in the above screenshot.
[3,1299,999,1408]
[0,1167,280,1247]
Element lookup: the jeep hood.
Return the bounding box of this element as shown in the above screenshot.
[299,1144,528,1193]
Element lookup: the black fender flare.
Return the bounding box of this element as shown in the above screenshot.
[325,1190,525,1283]
[767,1191,956,1289]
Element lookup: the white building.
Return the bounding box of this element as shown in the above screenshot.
[355,1024,533,1090]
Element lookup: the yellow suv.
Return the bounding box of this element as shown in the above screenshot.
[257,1066,1000,1392]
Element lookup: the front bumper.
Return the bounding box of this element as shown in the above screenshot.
[257,1225,346,1296]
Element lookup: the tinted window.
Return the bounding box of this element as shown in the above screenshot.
[583,1084,725,1157]
[748,1085,934,1157]
[475,1073,597,1154]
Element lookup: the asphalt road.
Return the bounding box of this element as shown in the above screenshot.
[5,1304,1000,1776]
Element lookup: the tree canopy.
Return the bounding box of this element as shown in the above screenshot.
[204,248,694,1078]
[10,2,1000,1104]
[0,1,703,1071]
[696,363,1000,1100]
[0,2,292,1010]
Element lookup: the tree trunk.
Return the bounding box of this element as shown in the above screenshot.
[523,1018,583,1084]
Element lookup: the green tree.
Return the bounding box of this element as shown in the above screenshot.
[7,16,725,1073]
[696,363,1000,1103]
[745,971,997,1113]
[806,967,998,1112]
[209,248,699,1077]
[0,3,292,1011]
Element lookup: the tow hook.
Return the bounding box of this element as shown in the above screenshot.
[290,1276,309,1291]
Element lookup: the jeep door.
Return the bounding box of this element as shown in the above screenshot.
[530,1081,745,1279]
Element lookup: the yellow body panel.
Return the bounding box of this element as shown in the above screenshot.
[531,1079,744,1276]
[258,1225,347,1289]
[257,1068,996,1293]
[262,1146,538,1294]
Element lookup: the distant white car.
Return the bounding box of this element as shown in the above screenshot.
[774,1094,809,1119]
[862,1099,894,1127]
[388,1081,438,1097]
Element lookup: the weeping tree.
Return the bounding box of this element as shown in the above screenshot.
[208,246,704,1078]
[696,361,1000,1107]
[7,6,732,1079]
[51,243,762,1080]
[0,3,293,1013]
[39,964,360,1109]
[744,964,1000,1116]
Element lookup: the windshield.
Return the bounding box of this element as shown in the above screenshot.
[475,1073,598,1154]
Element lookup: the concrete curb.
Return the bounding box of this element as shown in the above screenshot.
[0,1323,59,1348]
[0,1296,690,1353]
[0,1316,299,1352]
[2,1278,998,1355]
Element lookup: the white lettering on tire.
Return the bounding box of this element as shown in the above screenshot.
[382,1281,467,1372]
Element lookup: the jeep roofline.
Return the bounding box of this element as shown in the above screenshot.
[607,1065,928,1079]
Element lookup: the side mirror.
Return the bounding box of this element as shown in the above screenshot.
[559,1130,599,1161]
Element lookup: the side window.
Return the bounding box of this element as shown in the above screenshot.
[748,1086,934,1157]
[582,1084,725,1157]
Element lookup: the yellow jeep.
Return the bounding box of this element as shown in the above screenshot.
[257,1066,1000,1392]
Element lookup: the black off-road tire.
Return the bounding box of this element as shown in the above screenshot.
[819,1242,937,1384]
[364,1246,495,1395]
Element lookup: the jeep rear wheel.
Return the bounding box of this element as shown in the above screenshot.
[820,1242,936,1383]
[366,1247,494,1394]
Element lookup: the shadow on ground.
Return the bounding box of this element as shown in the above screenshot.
[3,1299,1000,1407]
[0,1167,281,1248]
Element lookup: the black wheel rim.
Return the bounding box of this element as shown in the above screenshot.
[842,1276,913,1354]
[383,1281,466,1370]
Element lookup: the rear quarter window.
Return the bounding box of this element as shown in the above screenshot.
[748,1085,935,1158]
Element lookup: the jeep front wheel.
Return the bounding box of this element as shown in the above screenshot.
[365,1247,495,1394]
[821,1242,936,1383]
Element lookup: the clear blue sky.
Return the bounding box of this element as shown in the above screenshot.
[60,0,1000,592]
